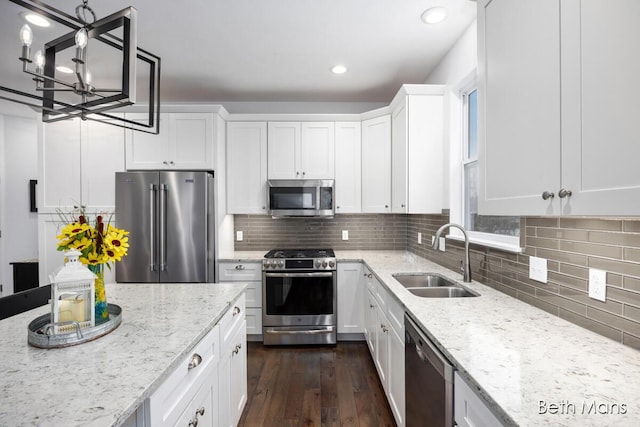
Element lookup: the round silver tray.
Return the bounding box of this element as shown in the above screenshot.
[28,303,122,349]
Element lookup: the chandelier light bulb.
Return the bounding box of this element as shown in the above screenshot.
[34,50,45,68]
[75,28,88,49]
[20,24,33,47]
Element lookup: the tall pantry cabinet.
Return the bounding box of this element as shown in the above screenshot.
[478,0,640,216]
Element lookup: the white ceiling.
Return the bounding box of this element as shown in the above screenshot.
[0,0,477,111]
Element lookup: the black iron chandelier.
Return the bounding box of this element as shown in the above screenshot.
[3,0,161,134]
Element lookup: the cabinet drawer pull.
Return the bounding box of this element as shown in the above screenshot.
[541,191,555,200]
[188,419,198,427]
[380,324,388,333]
[558,188,572,198]
[188,353,202,370]
[235,264,245,270]
[233,306,241,316]
[196,407,205,416]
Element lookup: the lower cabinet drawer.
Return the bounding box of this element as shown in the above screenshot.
[454,372,504,427]
[246,308,262,335]
[220,294,246,348]
[218,262,262,282]
[146,324,220,427]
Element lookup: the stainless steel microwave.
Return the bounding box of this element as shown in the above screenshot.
[267,179,334,217]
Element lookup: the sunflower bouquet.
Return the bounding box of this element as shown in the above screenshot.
[55,208,129,322]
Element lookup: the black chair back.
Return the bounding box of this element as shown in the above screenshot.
[0,284,51,320]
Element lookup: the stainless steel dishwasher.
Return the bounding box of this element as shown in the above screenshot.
[405,314,454,427]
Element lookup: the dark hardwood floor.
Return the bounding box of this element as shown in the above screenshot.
[238,341,397,427]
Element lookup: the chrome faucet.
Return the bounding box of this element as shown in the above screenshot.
[432,223,472,283]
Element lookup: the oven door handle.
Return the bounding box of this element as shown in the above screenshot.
[264,327,335,335]
[265,272,334,278]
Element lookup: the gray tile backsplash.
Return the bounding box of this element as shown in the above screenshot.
[233,213,640,349]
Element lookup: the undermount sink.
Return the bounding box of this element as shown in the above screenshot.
[392,272,458,288]
[392,272,479,298]
[407,287,479,298]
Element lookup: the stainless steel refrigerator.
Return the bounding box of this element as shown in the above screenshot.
[115,171,215,283]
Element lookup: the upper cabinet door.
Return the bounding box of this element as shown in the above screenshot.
[40,119,82,211]
[362,115,391,213]
[560,0,640,215]
[226,122,268,214]
[478,0,562,216]
[81,120,125,210]
[335,122,362,213]
[267,122,300,179]
[125,113,214,170]
[300,122,335,179]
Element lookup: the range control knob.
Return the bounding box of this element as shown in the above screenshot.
[278,260,284,268]
[315,260,322,268]
[328,260,335,268]
[322,260,328,268]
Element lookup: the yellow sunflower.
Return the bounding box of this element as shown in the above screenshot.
[81,250,107,266]
[56,222,91,240]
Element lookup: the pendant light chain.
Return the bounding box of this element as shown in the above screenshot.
[76,0,96,25]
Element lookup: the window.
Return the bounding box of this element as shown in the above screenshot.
[451,79,520,251]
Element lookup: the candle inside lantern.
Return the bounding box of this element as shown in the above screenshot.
[58,296,86,323]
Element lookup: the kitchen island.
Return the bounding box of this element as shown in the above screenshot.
[0,282,246,427]
[221,250,640,426]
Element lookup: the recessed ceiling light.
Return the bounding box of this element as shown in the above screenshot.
[56,66,73,74]
[331,65,347,75]
[421,7,448,24]
[24,13,51,27]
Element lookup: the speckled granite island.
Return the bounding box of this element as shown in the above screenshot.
[0,282,246,427]
[220,250,640,426]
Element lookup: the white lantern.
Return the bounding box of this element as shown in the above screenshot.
[49,249,96,334]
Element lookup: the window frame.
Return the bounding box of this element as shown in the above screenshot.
[448,72,522,253]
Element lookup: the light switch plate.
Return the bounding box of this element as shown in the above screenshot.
[438,237,446,252]
[236,231,243,241]
[589,268,607,302]
[342,230,349,241]
[529,256,548,283]
[418,232,422,244]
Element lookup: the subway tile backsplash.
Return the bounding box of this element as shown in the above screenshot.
[233,214,640,349]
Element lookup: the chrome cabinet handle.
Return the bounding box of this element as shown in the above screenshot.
[233,306,241,316]
[302,171,306,176]
[367,273,372,278]
[380,324,388,333]
[188,419,198,427]
[558,188,572,198]
[188,353,202,370]
[262,206,266,210]
[542,191,555,200]
[196,407,205,416]
[233,343,242,355]
[235,264,245,270]
[162,160,168,165]
[385,205,389,208]
[369,304,375,308]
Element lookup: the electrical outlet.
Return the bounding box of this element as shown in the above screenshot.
[418,232,422,244]
[236,231,243,241]
[342,230,349,240]
[529,256,548,283]
[589,268,607,302]
[431,235,435,245]
[438,237,446,251]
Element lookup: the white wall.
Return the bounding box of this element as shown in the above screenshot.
[0,114,39,294]
[424,20,478,210]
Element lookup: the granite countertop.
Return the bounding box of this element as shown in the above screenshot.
[0,282,246,427]
[334,250,640,426]
[220,249,640,424]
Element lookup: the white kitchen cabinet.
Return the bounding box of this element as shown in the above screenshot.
[361,115,391,213]
[267,122,335,179]
[337,262,364,335]
[454,372,504,427]
[218,295,247,427]
[146,323,220,427]
[478,0,640,216]
[390,86,444,214]
[226,122,268,214]
[39,118,125,212]
[362,266,405,427]
[218,261,263,338]
[334,122,362,213]
[125,113,214,170]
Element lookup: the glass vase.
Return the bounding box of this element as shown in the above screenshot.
[89,264,109,324]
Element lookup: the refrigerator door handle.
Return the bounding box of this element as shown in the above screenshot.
[159,183,167,272]
[149,184,157,272]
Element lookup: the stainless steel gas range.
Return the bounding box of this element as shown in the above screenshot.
[262,249,337,345]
